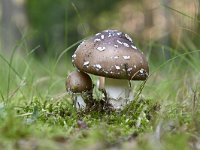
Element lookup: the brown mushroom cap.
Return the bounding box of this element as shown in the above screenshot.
[72,30,149,80]
[66,71,93,93]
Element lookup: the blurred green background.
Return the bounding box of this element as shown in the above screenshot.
[1,0,199,61]
[0,1,200,149]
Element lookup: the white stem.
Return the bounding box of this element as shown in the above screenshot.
[98,76,105,90]
[105,78,134,109]
[74,94,86,109]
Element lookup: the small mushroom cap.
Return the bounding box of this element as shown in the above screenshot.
[72,30,149,80]
[66,71,93,93]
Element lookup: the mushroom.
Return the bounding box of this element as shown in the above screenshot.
[66,70,93,109]
[72,30,149,109]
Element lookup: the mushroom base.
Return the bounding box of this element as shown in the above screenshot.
[105,78,134,109]
[73,94,86,109]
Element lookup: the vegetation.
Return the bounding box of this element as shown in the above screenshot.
[0,34,199,149]
[0,0,200,150]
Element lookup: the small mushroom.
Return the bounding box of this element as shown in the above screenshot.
[66,70,93,109]
[72,30,149,109]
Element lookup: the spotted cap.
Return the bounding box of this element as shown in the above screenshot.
[66,71,93,93]
[72,30,149,80]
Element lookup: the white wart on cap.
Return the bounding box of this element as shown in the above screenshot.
[72,30,149,80]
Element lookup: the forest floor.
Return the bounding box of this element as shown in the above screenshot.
[0,45,200,150]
